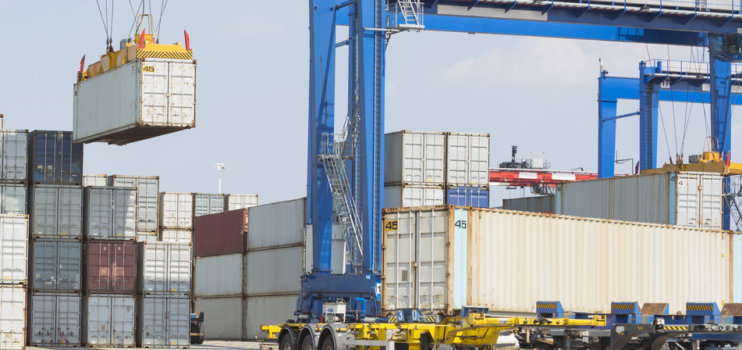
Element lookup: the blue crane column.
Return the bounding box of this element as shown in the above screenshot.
[711,56,733,230]
[639,61,660,172]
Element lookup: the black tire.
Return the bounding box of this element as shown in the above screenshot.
[300,335,315,350]
[197,336,204,345]
[319,336,335,350]
[280,333,297,350]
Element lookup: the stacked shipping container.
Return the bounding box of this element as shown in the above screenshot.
[108,175,160,242]
[160,192,194,244]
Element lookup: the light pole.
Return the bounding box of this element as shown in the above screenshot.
[215,162,225,193]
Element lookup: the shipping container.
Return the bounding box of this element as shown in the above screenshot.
[193,297,243,340]
[194,209,247,257]
[82,174,107,187]
[73,58,197,145]
[137,296,190,348]
[385,131,446,186]
[384,185,445,208]
[84,294,136,347]
[195,254,243,297]
[0,215,28,284]
[226,194,259,211]
[445,132,489,187]
[29,293,81,346]
[160,229,192,244]
[29,185,82,238]
[0,184,26,215]
[31,239,81,292]
[193,193,225,217]
[382,206,732,315]
[446,186,489,208]
[85,241,137,294]
[160,192,193,229]
[502,195,555,213]
[556,171,723,229]
[0,130,28,183]
[109,175,159,234]
[245,247,302,296]
[248,198,305,250]
[244,295,298,340]
[0,285,26,350]
[84,187,137,240]
[28,131,83,185]
[136,232,158,242]
[139,243,191,295]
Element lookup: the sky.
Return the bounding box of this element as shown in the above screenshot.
[0,1,738,206]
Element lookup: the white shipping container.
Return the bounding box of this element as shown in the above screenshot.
[160,229,192,244]
[244,295,298,339]
[30,293,81,346]
[160,192,193,229]
[247,198,305,249]
[30,185,83,238]
[84,295,136,347]
[0,286,26,350]
[73,58,196,145]
[193,193,225,217]
[0,215,28,283]
[382,206,732,315]
[84,187,137,240]
[82,174,108,187]
[138,296,190,348]
[557,172,723,229]
[227,194,259,211]
[446,132,490,187]
[0,184,26,215]
[194,297,243,340]
[384,185,445,208]
[108,175,159,233]
[139,243,192,295]
[385,131,446,186]
[195,254,243,297]
[245,247,303,296]
[0,130,27,183]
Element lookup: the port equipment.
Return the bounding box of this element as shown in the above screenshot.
[189,312,204,345]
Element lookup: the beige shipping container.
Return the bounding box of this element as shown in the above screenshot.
[382,206,732,315]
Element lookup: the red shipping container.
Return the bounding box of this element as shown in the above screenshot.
[194,209,247,257]
[85,240,138,293]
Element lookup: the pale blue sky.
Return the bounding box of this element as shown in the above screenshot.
[0,1,737,205]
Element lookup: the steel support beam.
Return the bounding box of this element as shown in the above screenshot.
[710,55,733,229]
[639,61,660,172]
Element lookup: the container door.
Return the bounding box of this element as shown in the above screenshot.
[86,296,111,345]
[417,210,449,311]
[31,295,56,344]
[33,241,56,290]
[142,245,167,293]
[424,133,445,184]
[112,243,137,293]
[138,179,159,232]
[168,61,196,126]
[111,296,136,346]
[141,297,167,347]
[0,217,26,283]
[32,186,57,237]
[0,184,26,215]
[700,174,723,229]
[58,187,83,237]
[1,131,28,181]
[140,60,170,124]
[167,298,190,347]
[402,133,424,184]
[446,134,467,186]
[383,211,416,309]
[57,295,81,345]
[675,173,699,227]
[88,189,113,239]
[112,189,136,239]
[58,241,81,291]
[87,243,111,292]
[168,245,192,293]
[0,287,25,350]
[469,135,490,187]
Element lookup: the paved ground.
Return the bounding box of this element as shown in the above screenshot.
[27,341,265,350]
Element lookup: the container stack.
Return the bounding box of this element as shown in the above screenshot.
[160,192,194,244]
[108,175,160,242]
[384,130,490,209]
[193,193,226,217]
[28,130,84,347]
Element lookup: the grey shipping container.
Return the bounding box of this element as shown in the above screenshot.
[31,239,81,292]
[445,132,490,187]
[84,187,137,240]
[0,215,28,284]
[0,130,28,183]
[385,131,446,186]
[30,185,83,238]
[384,185,445,208]
[0,285,26,350]
[84,294,136,347]
[226,194,259,211]
[82,174,108,187]
[193,193,225,217]
[108,175,159,234]
[137,296,190,348]
[160,229,192,244]
[0,184,26,215]
[193,297,243,340]
[29,293,81,346]
[502,195,555,213]
[160,192,193,229]
[139,243,192,295]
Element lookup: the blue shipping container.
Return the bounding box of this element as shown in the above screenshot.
[29,131,83,184]
[446,186,489,208]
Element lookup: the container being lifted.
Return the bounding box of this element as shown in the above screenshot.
[73,16,196,145]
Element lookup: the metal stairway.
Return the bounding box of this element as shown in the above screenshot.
[725,176,742,230]
[391,0,424,30]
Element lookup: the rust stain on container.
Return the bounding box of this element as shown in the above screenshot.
[85,240,138,293]
[194,209,248,257]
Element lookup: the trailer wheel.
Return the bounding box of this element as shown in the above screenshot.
[300,334,315,350]
[319,335,335,350]
[280,334,296,350]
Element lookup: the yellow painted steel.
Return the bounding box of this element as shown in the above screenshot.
[640,152,742,176]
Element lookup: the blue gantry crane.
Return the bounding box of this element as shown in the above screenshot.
[302,0,742,321]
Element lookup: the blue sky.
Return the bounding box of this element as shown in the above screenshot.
[0,1,737,205]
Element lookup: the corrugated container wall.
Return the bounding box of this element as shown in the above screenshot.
[194,209,247,257]
[84,294,136,347]
[29,185,83,238]
[556,172,723,229]
[137,296,190,348]
[385,131,446,186]
[227,194,259,211]
[85,241,137,294]
[0,286,26,350]
[84,187,137,240]
[139,243,191,295]
[160,192,193,229]
[445,132,489,187]
[160,229,192,244]
[73,58,197,145]
[28,131,83,185]
[0,184,26,215]
[82,174,108,187]
[502,195,555,213]
[244,295,299,339]
[108,175,159,234]
[193,193,225,217]
[247,199,305,249]
[31,239,81,292]
[381,206,732,315]
[195,254,243,297]
[0,130,28,183]
[446,186,489,208]
[384,185,445,208]
[29,293,81,346]
[0,215,28,284]
[193,297,243,340]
